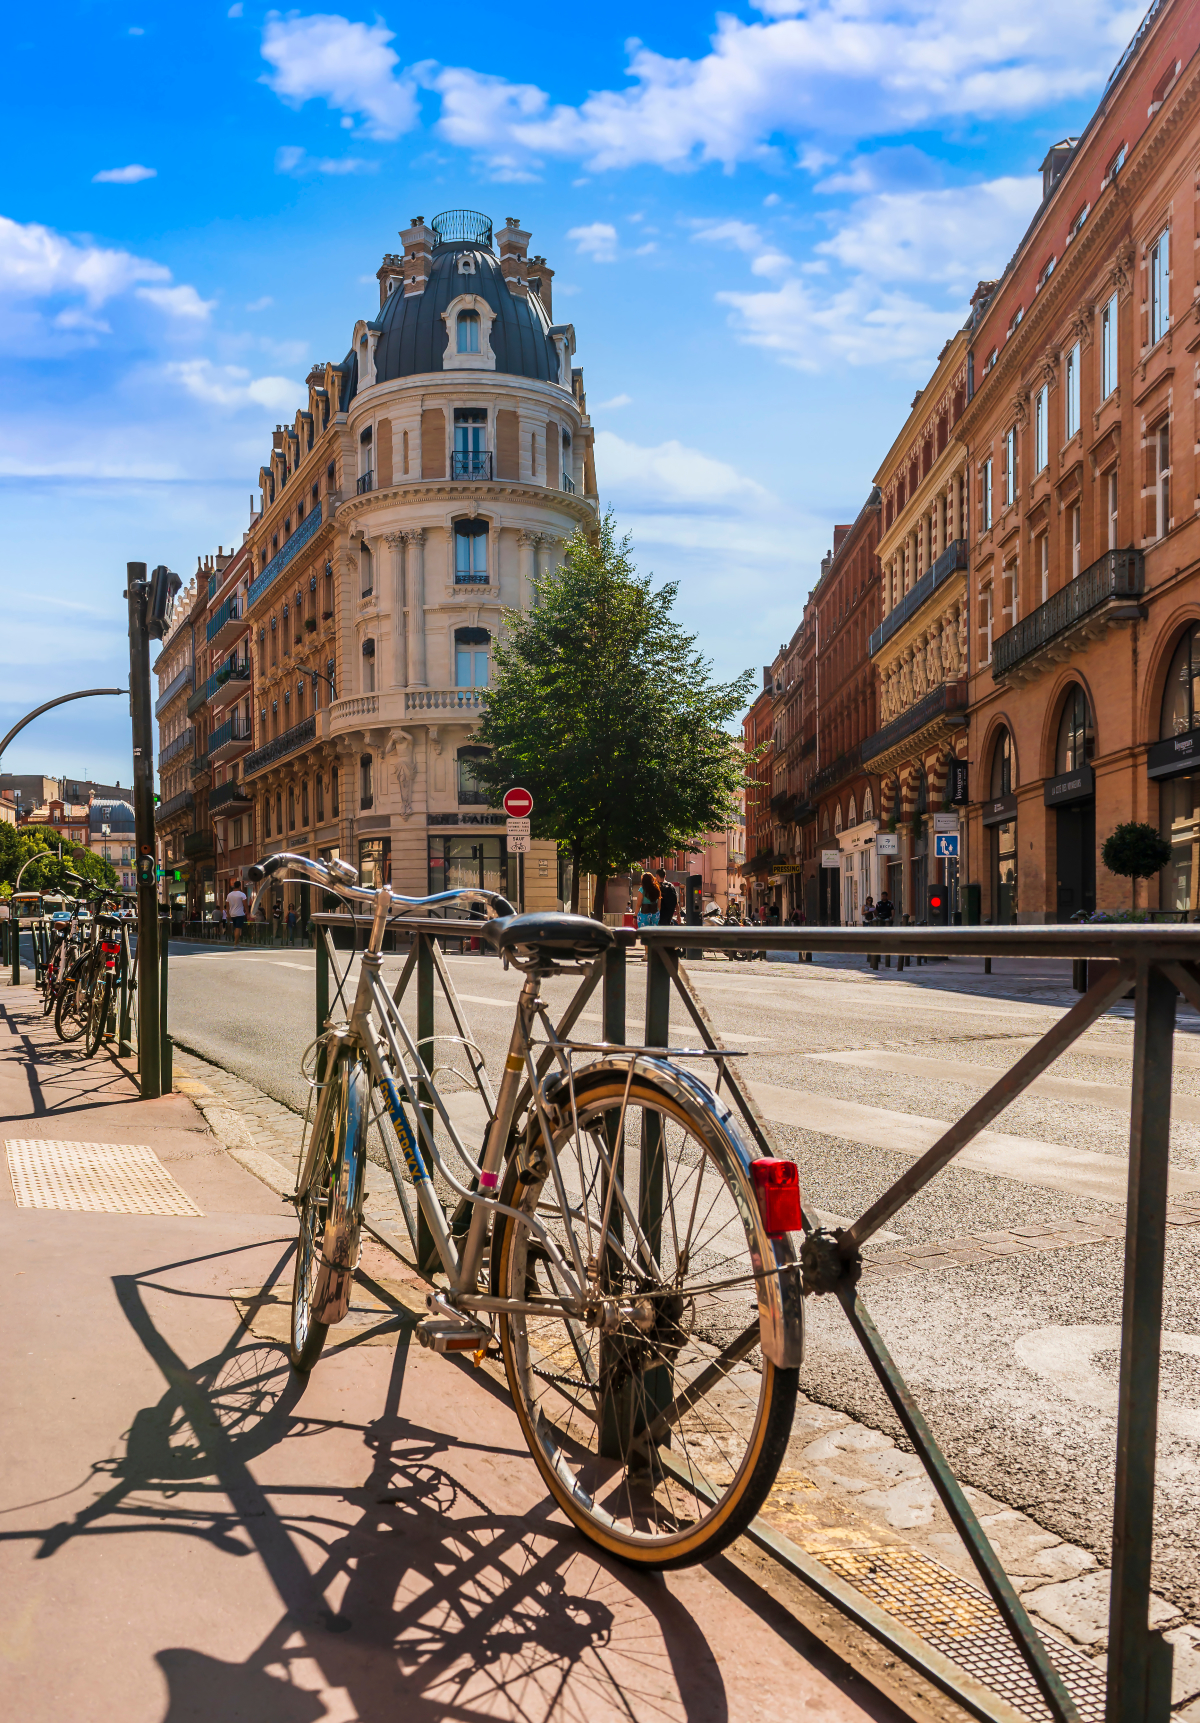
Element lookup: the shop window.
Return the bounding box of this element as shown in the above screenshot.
[1161,624,1200,739]
[358,836,390,889]
[428,834,504,895]
[457,745,490,806]
[454,625,490,688]
[1055,687,1095,774]
[1160,625,1200,912]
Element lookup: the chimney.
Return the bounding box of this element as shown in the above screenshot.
[376,252,403,308]
[832,524,851,555]
[498,216,531,296]
[399,217,433,296]
[527,253,554,318]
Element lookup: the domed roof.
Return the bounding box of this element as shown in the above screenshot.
[371,241,561,387]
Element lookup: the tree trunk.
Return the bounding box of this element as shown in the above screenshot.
[592,856,609,922]
[569,841,581,914]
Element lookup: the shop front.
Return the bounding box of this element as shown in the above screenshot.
[983,792,1018,923]
[836,820,881,924]
[1152,623,1200,916]
[1046,687,1097,922]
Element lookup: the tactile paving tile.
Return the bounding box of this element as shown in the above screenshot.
[818,1545,1107,1723]
[5,1140,202,1217]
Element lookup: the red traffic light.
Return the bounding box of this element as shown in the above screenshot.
[930,894,943,908]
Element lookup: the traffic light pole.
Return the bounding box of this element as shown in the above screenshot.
[127,562,161,1100]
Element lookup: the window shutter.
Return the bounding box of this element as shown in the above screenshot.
[495,408,519,480]
[375,419,392,488]
[420,408,445,479]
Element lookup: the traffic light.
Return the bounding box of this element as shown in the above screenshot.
[927,883,949,925]
[147,565,182,639]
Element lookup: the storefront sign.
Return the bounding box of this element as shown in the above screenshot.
[876,833,899,856]
[949,760,970,805]
[839,819,880,853]
[933,812,959,832]
[820,850,841,868]
[982,793,1018,828]
[1043,764,1094,807]
[1147,730,1200,780]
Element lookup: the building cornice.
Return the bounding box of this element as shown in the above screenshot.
[338,478,597,528]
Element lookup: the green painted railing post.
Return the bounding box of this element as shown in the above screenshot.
[315,925,329,1040]
[12,910,22,986]
[599,935,630,1460]
[159,922,172,1091]
[417,930,437,1272]
[118,925,133,1057]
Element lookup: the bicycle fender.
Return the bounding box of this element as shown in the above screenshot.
[543,1057,805,1370]
[311,1058,369,1327]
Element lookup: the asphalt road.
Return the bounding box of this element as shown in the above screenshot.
[165,937,1200,1618]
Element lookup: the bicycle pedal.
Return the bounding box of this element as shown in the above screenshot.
[416,1316,491,1354]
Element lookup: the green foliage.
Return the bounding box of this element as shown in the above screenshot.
[1100,821,1172,882]
[473,512,757,913]
[0,824,118,897]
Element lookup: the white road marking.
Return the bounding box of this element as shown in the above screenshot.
[746,1081,1200,1205]
[1015,1326,1200,1439]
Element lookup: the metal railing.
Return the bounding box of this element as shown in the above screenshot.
[182,829,213,859]
[207,715,253,756]
[993,548,1144,680]
[154,788,194,825]
[243,713,316,777]
[154,664,192,717]
[356,472,374,495]
[809,741,863,799]
[303,911,1197,1723]
[451,450,492,480]
[247,503,323,607]
[562,471,576,494]
[158,728,194,769]
[205,594,242,644]
[861,677,967,764]
[208,777,252,814]
[870,538,969,658]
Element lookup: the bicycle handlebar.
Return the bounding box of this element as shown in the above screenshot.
[247,850,515,922]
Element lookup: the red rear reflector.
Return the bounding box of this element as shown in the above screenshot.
[101,942,121,953]
[749,1158,803,1236]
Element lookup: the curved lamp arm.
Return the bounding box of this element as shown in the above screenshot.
[0,688,125,765]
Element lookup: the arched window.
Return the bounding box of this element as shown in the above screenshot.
[457,310,480,354]
[821,809,830,836]
[1161,624,1200,738]
[1055,686,1095,773]
[457,745,490,806]
[360,754,373,810]
[834,804,843,834]
[862,786,874,819]
[301,780,309,827]
[315,774,324,824]
[847,795,857,827]
[991,727,1013,797]
[275,790,283,833]
[287,786,295,831]
[362,637,376,694]
[455,626,490,689]
[454,519,488,584]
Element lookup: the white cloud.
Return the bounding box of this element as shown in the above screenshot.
[128,25,144,35]
[92,163,156,184]
[751,249,793,278]
[0,214,171,305]
[568,221,618,263]
[245,295,274,311]
[817,175,1040,296]
[228,3,243,14]
[52,309,112,335]
[135,283,215,320]
[718,273,959,371]
[274,144,378,176]
[260,13,418,140]
[633,242,657,255]
[690,219,763,254]
[164,359,300,412]
[595,431,770,510]
[595,393,632,410]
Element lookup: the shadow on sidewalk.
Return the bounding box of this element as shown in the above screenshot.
[2,1236,743,1723]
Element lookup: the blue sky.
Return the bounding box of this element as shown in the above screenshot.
[1,0,1146,782]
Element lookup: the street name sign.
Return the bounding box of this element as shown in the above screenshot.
[503,787,534,818]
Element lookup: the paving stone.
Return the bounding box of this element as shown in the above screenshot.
[1166,1625,1200,1706]
[854,1476,941,1530]
[1025,1569,1180,1648]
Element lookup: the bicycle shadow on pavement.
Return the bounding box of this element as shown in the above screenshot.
[12,1238,733,1723]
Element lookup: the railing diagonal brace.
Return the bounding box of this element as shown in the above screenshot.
[837,1285,1082,1723]
[657,947,781,1163]
[842,959,1135,1252]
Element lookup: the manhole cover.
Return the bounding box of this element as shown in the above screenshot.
[5,1139,203,1217]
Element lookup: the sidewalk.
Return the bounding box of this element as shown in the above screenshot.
[0,991,907,1723]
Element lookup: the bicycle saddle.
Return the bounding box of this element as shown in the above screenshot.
[483,912,614,964]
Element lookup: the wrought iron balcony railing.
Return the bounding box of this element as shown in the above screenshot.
[562,471,576,494]
[809,743,863,800]
[993,548,1145,680]
[861,679,967,764]
[206,594,243,645]
[356,471,374,495]
[247,503,323,607]
[155,664,193,718]
[183,829,214,859]
[452,450,492,480]
[243,714,316,778]
[159,728,194,769]
[209,778,254,814]
[154,789,194,825]
[869,538,969,658]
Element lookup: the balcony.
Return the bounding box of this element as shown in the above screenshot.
[155,664,193,718]
[183,829,214,860]
[206,594,245,651]
[211,662,251,714]
[861,679,968,769]
[154,789,194,826]
[247,502,323,607]
[404,687,486,715]
[159,727,194,769]
[561,471,576,494]
[207,715,254,763]
[451,450,492,480]
[330,695,378,725]
[809,743,863,801]
[869,538,969,658]
[243,714,316,778]
[356,471,374,495]
[209,778,254,815]
[993,548,1145,683]
[454,573,489,587]
[190,758,211,782]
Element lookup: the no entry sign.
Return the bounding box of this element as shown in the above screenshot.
[503,786,533,818]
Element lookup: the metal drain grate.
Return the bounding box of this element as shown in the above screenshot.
[816,1545,1107,1723]
[5,1140,203,1217]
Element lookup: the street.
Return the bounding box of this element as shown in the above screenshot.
[166,940,1200,1623]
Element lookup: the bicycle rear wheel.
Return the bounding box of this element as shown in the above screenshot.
[84,976,112,1057]
[290,1051,370,1372]
[54,958,90,1043]
[491,1064,800,1570]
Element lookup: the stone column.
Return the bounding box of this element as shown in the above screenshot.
[937,491,947,557]
[907,531,918,591]
[407,528,426,688]
[387,533,407,689]
[518,530,537,612]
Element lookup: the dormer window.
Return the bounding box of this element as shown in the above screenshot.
[1068,203,1090,239]
[1007,307,1023,338]
[457,310,480,354]
[1036,256,1056,291]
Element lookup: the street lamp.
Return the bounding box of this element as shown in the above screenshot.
[0,688,125,767]
[310,668,337,704]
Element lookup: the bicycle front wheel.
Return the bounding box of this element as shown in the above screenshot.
[84,976,112,1057]
[54,959,90,1043]
[491,1064,800,1570]
[290,1051,369,1373]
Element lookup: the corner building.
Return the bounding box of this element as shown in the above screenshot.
[960,1,1200,920]
[241,210,598,903]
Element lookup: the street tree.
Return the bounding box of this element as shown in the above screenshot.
[0,824,118,896]
[474,512,757,915]
[1101,820,1172,884]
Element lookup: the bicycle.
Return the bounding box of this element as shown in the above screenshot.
[55,897,133,1055]
[40,897,84,1017]
[250,851,806,1572]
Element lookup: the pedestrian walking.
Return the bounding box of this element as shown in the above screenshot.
[654,868,679,926]
[285,905,298,946]
[636,871,660,929]
[226,883,248,946]
[272,898,283,944]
